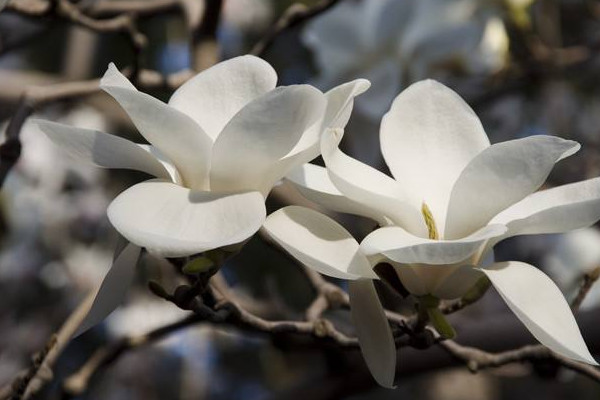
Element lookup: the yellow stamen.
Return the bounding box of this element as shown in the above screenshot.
[421,202,439,240]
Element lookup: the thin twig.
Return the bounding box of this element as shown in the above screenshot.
[1,293,96,400]
[251,0,345,56]
[62,314,203,397]
[440,340,600,383]
[571,267,600,312]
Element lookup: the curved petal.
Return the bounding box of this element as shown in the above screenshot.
[482,261,597,365]
[445,135,580,240]
[101,63,212,190]
[349,279,396,388]
[262,206,377,280]
[35,120,171,180]
[286,163,388,224]
[323,79,371,130]
[168,55,277,140]
[321,128,426,236]
[139,145,183,185]
[260,80,372,193]
[361,224,506,265]
[380,80,490,232]
[491,177,600,238]
[107,180,266,257]
[74,243,141,337]
[210,85,326,194]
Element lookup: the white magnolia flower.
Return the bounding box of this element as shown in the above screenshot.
[264,80,600,387]
[37,55,369,335]
[304,0,509,119]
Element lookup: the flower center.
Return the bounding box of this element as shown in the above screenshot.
[421,202,439,240]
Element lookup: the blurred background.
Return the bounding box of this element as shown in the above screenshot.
[1,0,600,399]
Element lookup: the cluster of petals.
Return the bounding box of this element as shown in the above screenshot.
[37,55,369,335]
[264,80,600,387]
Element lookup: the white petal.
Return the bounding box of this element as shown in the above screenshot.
[280,79,372,169]
[286,163,388,224]
[445,135,580,240]
[349,279,396,388]
[107,180,266,257]
[100,62,136,90]
[394,266,428,296]
[321,128,426,236]
[380,80,490,232]
[432,265,484,300]
[35,120,171,180]
[361,224,506,265]
[262,206,377,280]
[323,79,371,130]
[483,261,597,365]
[74,243,141,337]
[101,64,212,190]
[491,177,600,238]
[168,55,277,139]
[210,85,326,194]
[265,80,372,191]
[139,145,183,185]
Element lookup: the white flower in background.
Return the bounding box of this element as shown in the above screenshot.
[1,107,109,281]
[545,227,600,310]
[303,0,509,119]
[36,55,370,335]
[264,80,600,387]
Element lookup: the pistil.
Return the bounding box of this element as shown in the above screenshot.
[421,202,439,240]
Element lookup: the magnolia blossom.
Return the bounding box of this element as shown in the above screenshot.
[303,0,509,118]
[264,80,600,387]
[37,55,369,335]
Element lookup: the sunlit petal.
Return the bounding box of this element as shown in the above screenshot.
[101,63,212,189]
[321,128,426,236]
[445,135,580,239]
[262,206,377,280]
[483,261,598,365]
[108,180,266,257]
[361,224,506,265]
[169,55,277,139]
[380,80,489,231]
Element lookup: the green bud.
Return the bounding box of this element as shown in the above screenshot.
[182,256,215,274]
[427,308,456,339]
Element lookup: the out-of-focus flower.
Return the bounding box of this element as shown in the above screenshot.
[37,55,370,335]
[264,80,600,387]
[1,106,110,280]
[303,0,509,119]
[545,227,600,310]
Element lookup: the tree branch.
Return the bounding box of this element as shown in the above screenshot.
[61,314,203,397]
[1,293,96,400]
[250,0,345,56]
